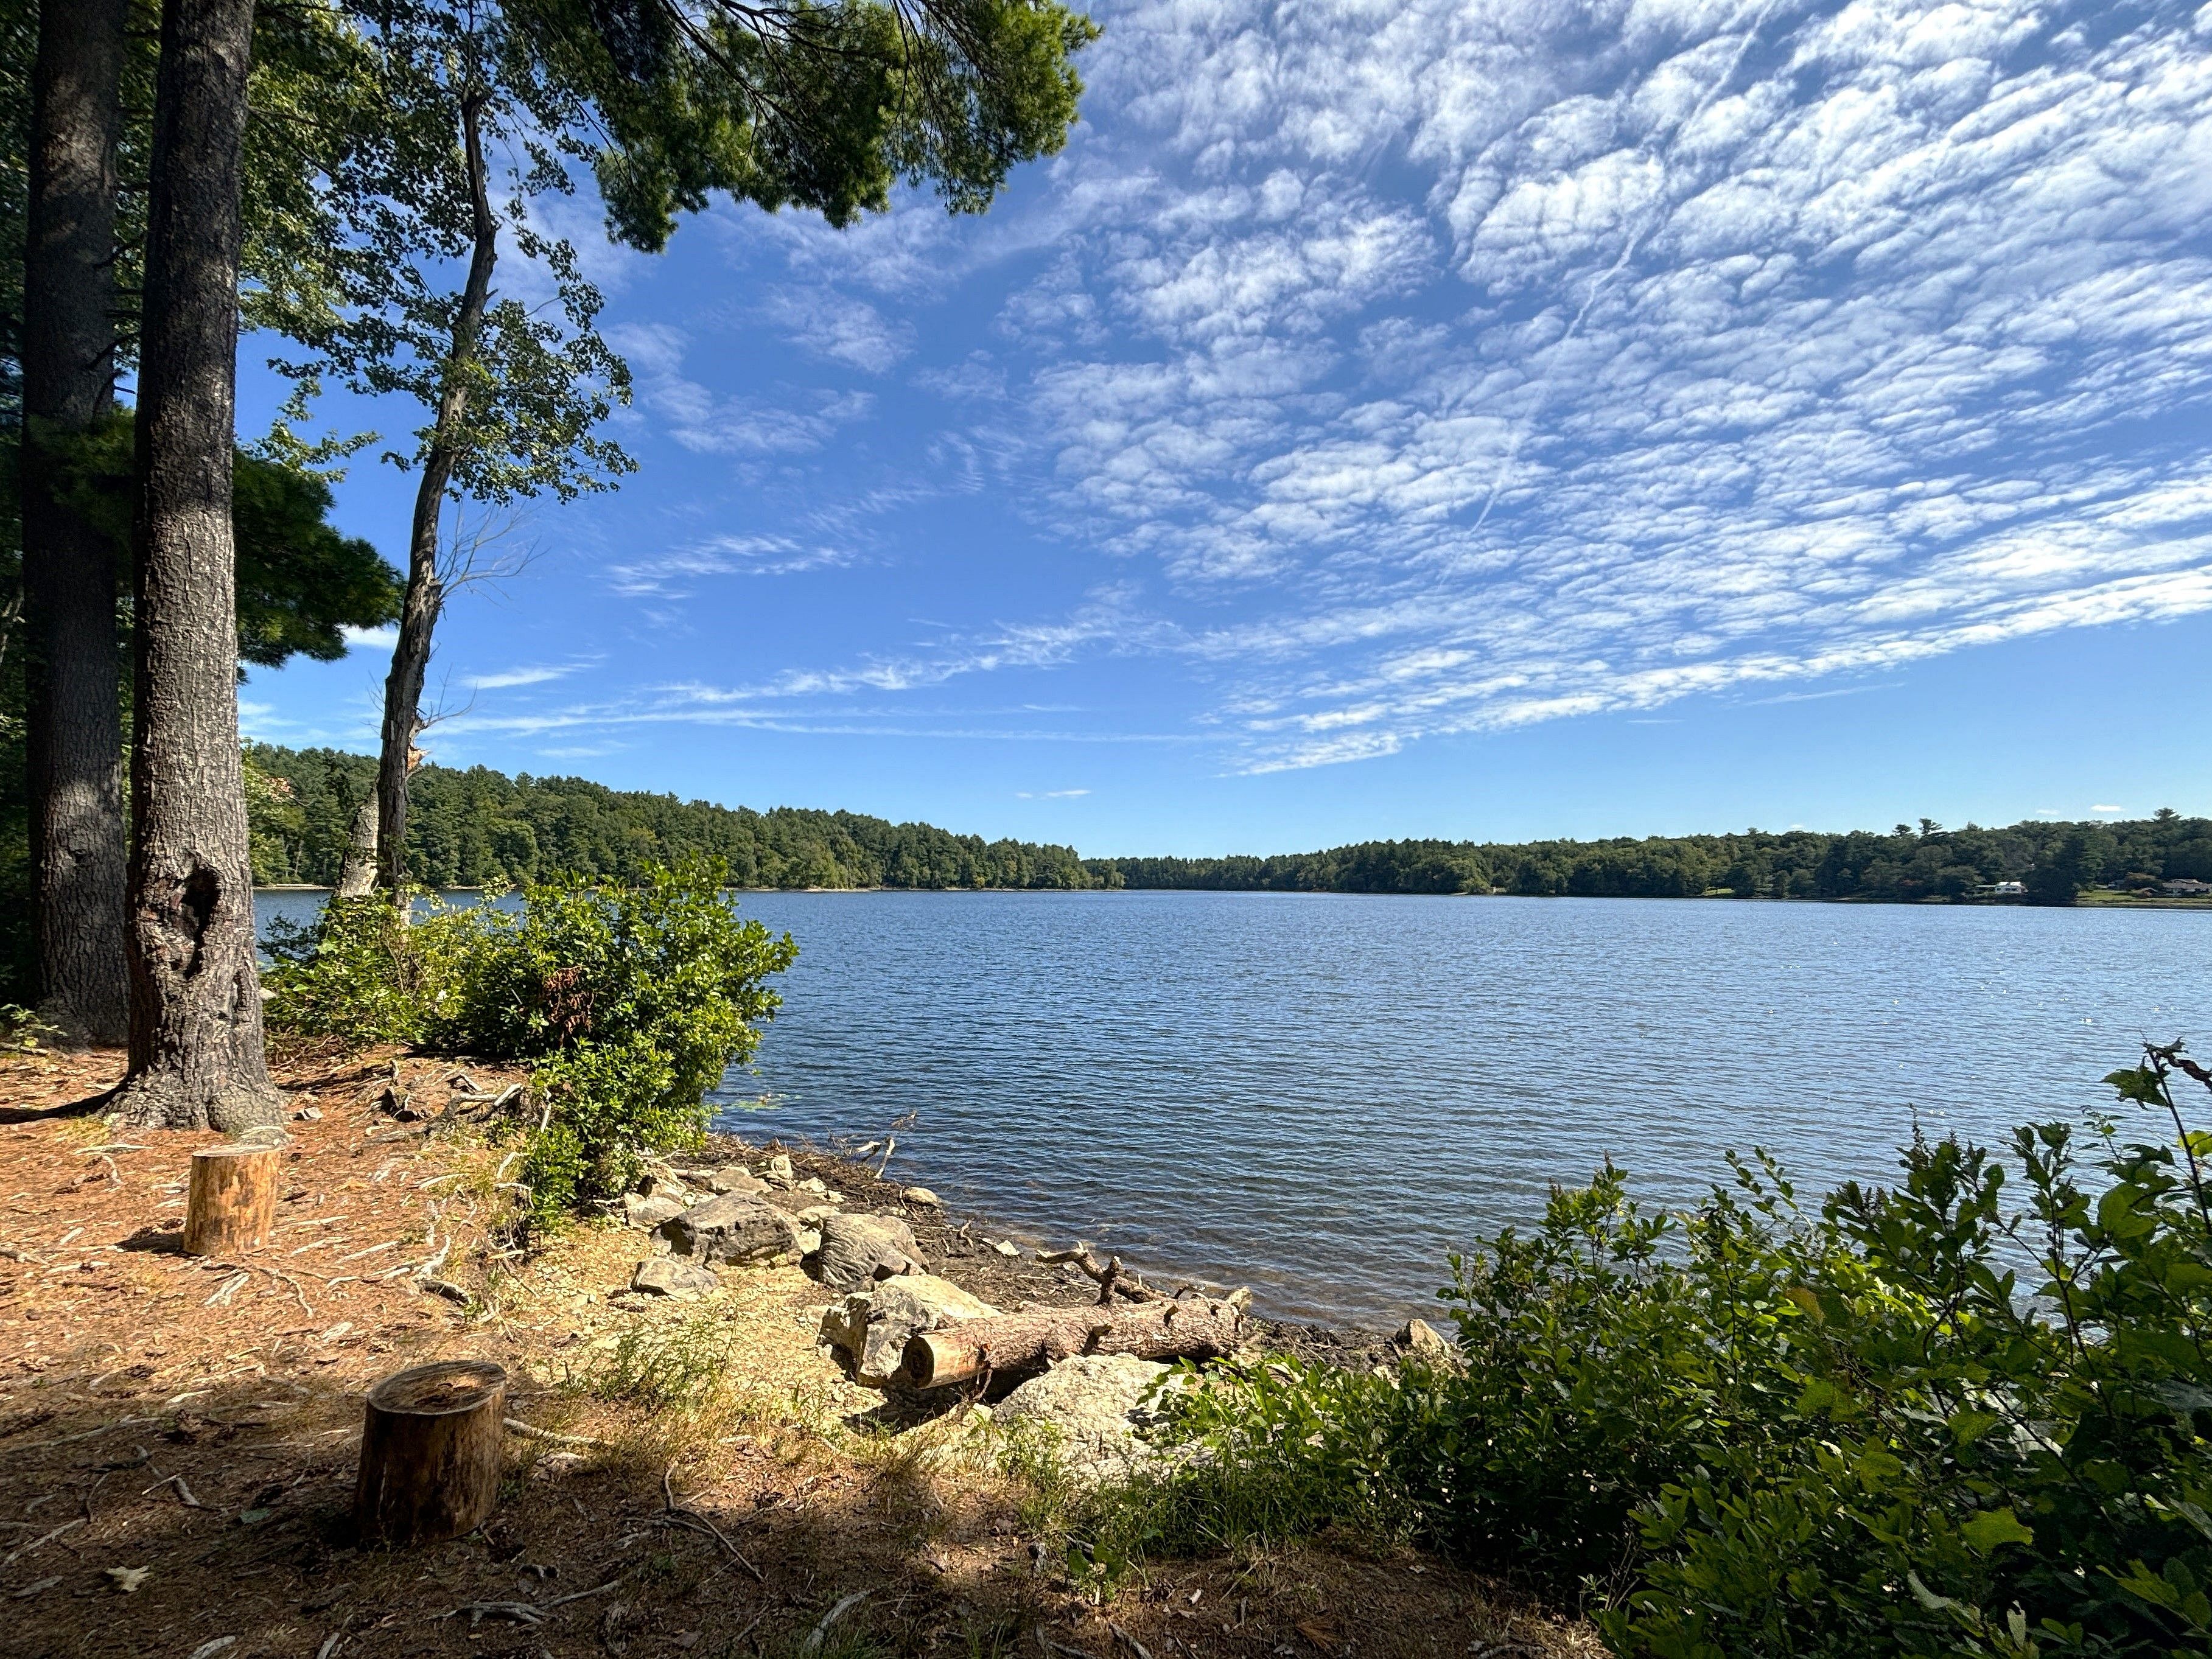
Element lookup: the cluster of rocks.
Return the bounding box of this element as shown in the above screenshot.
[609,1148,1460,1476]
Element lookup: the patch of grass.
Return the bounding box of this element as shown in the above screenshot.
[576,1313,734,1411]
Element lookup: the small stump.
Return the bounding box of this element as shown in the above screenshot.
[182,1144,281,1256]
[353,1360,508,1545]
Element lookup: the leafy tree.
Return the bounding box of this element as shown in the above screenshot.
[255,0,1097,898]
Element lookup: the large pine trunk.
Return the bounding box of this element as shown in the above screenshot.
[109,0,280,1131]
[375,92,495,898]
[21,0,131,1045]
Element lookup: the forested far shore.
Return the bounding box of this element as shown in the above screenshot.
[1092,811,2212,903]
[245,744,2210,906]
[245,745,1107,892]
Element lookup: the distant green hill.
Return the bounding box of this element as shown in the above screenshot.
[1088,812,2212,904]
[245,744,1108,892]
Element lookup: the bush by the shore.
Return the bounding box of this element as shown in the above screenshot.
[263,856,795,1219]
[1101,1044,2212,1658]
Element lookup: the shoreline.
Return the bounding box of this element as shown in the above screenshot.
[257,883,2212,909]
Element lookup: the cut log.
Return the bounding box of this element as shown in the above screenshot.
[901,1293,1244,1390]
[182,1144,281,1256]
[352,1360,507,1545]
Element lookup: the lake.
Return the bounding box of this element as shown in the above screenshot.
[254,889,2210,1325]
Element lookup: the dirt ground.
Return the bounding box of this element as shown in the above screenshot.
[0,1043,1598,1659]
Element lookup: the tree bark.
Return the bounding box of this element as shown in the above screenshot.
[21,0,130,1046]
[334,786,377,896]
[353,1360,507,1545]
[108,0,280,1131]
[376,89,496,898]
[901,1294,1247,1391]
[183,1142,279,1254]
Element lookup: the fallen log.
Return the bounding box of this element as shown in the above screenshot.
[901,1292,1244,1390]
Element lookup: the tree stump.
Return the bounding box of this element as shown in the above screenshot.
[353,1360,508,1545]
[182,1143,280,1256]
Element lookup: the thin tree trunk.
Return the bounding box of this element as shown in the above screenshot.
[109,0,279,1131]
[376,89,495,898]
[334,786,377,896]
[21,0,130,1045]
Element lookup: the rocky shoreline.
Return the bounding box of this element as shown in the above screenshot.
[604,1128,1419,1463]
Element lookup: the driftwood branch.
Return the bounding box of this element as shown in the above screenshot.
[903,1293,1246,1390]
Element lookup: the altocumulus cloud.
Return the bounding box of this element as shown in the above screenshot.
[662,0,2212,772]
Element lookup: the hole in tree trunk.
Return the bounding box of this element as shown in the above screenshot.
[181,865,219,977]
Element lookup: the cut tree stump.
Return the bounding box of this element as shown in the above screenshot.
[352,1360,508,1545]
[902,1293,1245,1389]
[181,1144,281,1256]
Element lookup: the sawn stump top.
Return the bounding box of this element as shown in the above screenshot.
[366,1359,507,1416]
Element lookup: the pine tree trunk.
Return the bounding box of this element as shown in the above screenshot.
[376,90,495,898]
[21,0,130,1046]
[108,0,280,1132]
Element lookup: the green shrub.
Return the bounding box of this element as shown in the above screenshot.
[264,856,796,1218]
[1133,1043,2212,1658]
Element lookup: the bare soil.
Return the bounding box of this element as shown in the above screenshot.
[0,1044,1597,1659]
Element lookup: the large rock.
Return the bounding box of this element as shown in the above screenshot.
[994,1354,1187,1478]
[623,1192,687,1231]
[631,1257,719,1297]
[656,1193,798,1265]
[1397,1317,1454,1360]
[810,1213,926,1290]
[706,1165,767,1196]
[818,1273,999,1388]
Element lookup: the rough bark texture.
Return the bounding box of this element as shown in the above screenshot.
[353,1360,507,1545]
[21,0,130,1045]
[109,0,279,1131]
[901,1293,1247,1390]
[334,787,378,896]
[376,92,495,897]
[182,1142,279,1255]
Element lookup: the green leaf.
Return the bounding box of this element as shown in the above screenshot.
[1960,1507,2035,1554]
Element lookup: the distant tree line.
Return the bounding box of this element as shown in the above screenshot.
[246,744,1109,893]
[1090,812,2212,905]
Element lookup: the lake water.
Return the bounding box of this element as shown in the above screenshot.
[254,889,2211,1325]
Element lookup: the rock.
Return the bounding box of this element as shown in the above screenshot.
[995,1354,1188,1477]
[810,1213,926,1290]
[636,1172,694,1204]
[903,1187,941,1207]
[794,1229,823,1257]
[818,1274,999,1388]
[292,1105,323,1122]
[623,1192,687,1231]
[800,1176,828,1195]
[763,1154,794,1188]
[529,1451,590,1481]
[656,1194,799,1265]
[706,1165,767,1196]
[990,1238,1020,1258]
[631,1258,719,1297]
[1397,1318,1454,1359]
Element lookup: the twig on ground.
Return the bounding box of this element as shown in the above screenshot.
[0,1517,83,1567]
[143,1472,206,1509]
[801,1591,870,1654]
[504,1418,611,1450]
[660,1463,764,1582]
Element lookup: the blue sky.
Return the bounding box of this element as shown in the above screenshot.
[240,0,2212,857]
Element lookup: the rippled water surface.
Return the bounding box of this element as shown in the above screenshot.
[257,889,2210,1324]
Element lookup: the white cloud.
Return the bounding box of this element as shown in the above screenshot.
[340,624,398,652]
[466,663,584,691]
